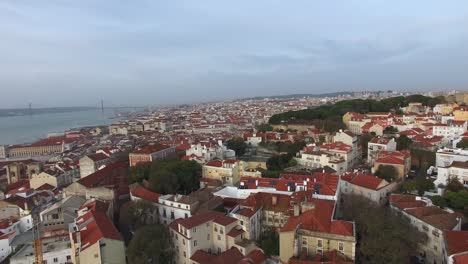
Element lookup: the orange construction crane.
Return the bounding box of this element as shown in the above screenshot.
[32,214,43,264]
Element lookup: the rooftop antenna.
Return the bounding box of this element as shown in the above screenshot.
[29,102,33,115]
[101,100,104,112]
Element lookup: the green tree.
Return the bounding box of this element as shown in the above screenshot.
[127,224,174,264]
[375,165,398,182]
[256,123,273,133]
[360,133,373,159]
[446,176,465,192]
[340,194,427,264]
[431,195,448,208]
[227,137,248,156]
[384,126,398,134]
[129,162,152,183]
[130,160,202,195]
[396,135,413,150]
[411,149,436,168]
[259,228,280,256]
[445,190,468,210]
[120,200,156,229]
[457,139,468,149]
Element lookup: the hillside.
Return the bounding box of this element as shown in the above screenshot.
[268,95,445,131]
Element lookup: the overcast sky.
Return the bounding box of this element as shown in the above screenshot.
[1,1,467,108]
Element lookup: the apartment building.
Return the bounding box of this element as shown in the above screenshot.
[390,194,462,264]
[129,143,176,167]
[169,211,258,264]
[435,161,468,187]
[280,199,356,263]
[340,172,398,205]
[372,150,411,180]
[69,200,125,264]
[202,159,247,186]
[367,137,397,164]
[79,153,110,178]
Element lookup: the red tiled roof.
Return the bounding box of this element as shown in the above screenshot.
[405,206,460,230]
[446,231,468,256]
[281,199,354,237]
[79,199,109,213]
[390,194,427,210]
[172,211,236,230]
[236,208,256,218]
[78,161,128,188]
[6,180,30,193]
[206,160,223,167]
[75,210,122,251]
[341,173,387,191]
[130,183,161,202]
[191,248,245,264]
[87,153,109,162]
[36,183,56,191]
[375,155,404,165]
[227,227,244,237]
[454,254,468,264]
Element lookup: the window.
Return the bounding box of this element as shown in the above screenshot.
[184,251,186,257]
[185,213,188,218]
[317,239,323,248]
[193,228,196,233]
[53,258,58,263]
[218,235,221,240]
[240,220,244,225]
[182,239,185,245]
[220,228,224,234]
[66,256,71,260]
[422,225,429,232]
[339,242,344,252]
[207,234,210,240]
[194,240,197,247]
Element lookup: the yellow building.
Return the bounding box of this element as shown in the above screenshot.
[454,106,468,121]
[69,200,125,264]
[7,137,65,158]
[372,150,411,180]
[279,199,356,263]
[202,159,250,186]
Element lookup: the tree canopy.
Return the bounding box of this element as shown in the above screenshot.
[259,228,280,257]
[227,137,248,156]
[256,123,273,133]
[120,200,156,229]
[129,159,201,195]
[269,95,445,126]
[127,224,175,264]
[375,165,398,182]
[457,139,468,149]
[340,194,427,264]
[396,135,413,150]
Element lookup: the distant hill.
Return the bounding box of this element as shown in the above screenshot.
[268,94,446,132]
[241,91,354,100]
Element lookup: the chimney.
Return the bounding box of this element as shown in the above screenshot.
[76,229,81,246]
[293,204,300,216]
[255,180,258,186]
[272,195,277,205]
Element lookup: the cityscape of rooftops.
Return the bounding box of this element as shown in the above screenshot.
[1,1,468,264]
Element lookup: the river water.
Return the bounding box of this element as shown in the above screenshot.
[0,109,124,145]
